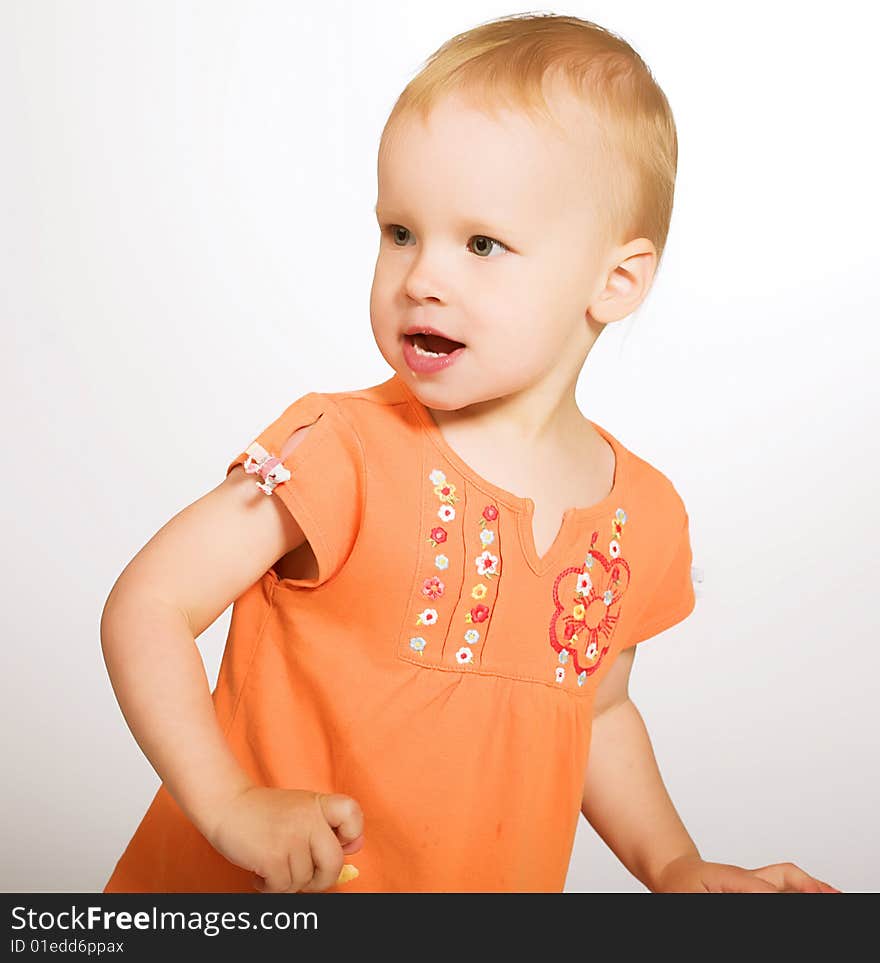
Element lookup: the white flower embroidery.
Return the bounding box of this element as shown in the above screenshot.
[479,528,495,546]
[475,550,499,577]
[429,469,447,486]
[464,629,480,644]
[576,572,592,596]
[435,554,449,570]
[416,608,438,626]
[609,538,620,558]
[616,508,627,524]
[577,671,587,687]
[555,666,565,684]
[584,553,594,569]
[586,642,598,660]
[603,589,613,606]
[438,504,456,522]
[558,649,569,664]
[455,646,474,664]
[409,637,427,653]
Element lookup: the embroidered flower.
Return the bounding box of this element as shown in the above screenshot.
[421,576,445,600]
[615,508,627,525]
[409,637,427,654]
[464,629,480,644]
[434,482,459,505]
[479,528,495,546]
[456,646,474,664]
[549,528,631,683]
[475,550,499,578]
[416,608,439,626]
[428,527,447,547]
[434,554,449,570]
[470,583,488,600]
[466,604,490,624]
[609,538,620,558]
[482,505,499,523]
[612,507,627,540]
[438,504,456,522]
[555,666,566,684]
[429,469,447,486]
[558,649,569,664]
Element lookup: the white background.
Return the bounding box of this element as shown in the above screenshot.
[2,0,877,893]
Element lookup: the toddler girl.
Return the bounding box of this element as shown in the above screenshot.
[101,13,840,894]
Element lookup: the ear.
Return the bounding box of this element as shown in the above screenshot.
[587,239,657,326]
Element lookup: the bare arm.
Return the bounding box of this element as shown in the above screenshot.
[581,647,700,892]
[101,424,315,843]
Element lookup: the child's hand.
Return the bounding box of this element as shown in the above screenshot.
[206,786,365,893]
[656,855,842,893]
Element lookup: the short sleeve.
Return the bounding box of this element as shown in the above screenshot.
[225,392,365,588]
[624,512,696,647]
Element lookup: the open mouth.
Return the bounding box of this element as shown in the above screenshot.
[405,332,466,356]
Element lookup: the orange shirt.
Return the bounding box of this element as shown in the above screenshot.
[103,373,695,893]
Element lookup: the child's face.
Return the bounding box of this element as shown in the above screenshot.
[370,88,625,409]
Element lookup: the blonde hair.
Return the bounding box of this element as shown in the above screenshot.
[379,12,678,268]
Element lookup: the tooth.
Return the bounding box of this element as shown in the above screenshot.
[413,342,444,358]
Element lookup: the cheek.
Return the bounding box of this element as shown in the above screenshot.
[369,275,394,324]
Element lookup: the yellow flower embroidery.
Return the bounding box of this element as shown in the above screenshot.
[433,482,459,505]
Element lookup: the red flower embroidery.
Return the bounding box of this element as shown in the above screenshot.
[428,526,448,547]
[470,604,490,623]
[549,530,631,679]
[482,505,499,523]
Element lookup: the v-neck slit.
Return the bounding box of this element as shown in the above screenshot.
[394,373,630,577]
[519,503,583,576]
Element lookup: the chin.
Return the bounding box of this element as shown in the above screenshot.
[407,377,487,413]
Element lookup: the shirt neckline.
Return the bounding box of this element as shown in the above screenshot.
[392,373,630,576]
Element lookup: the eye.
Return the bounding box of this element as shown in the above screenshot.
[381,225,510,257]
[384,225,415,247]
[467,235,509,258]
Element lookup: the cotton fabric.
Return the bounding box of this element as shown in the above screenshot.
[103,373,695,893]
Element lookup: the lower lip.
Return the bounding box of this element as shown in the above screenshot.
[402,335,467,374]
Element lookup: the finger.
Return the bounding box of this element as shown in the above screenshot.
[340,832,365,855]
[319,793,364,846]
[752,862,824,894]
[715,870,780,893]
[300,823,346,893]
[258,857,293,895]
[287,844,315,893]
[798,877,823,893]
[817,879,843,893]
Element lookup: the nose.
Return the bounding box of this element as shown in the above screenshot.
[403,246,447,304]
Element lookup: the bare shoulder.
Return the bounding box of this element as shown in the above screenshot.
[279,420,316,460]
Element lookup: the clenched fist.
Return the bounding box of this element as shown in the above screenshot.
[206,786,365,893]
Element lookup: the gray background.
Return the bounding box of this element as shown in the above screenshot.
[2,0,877,892]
